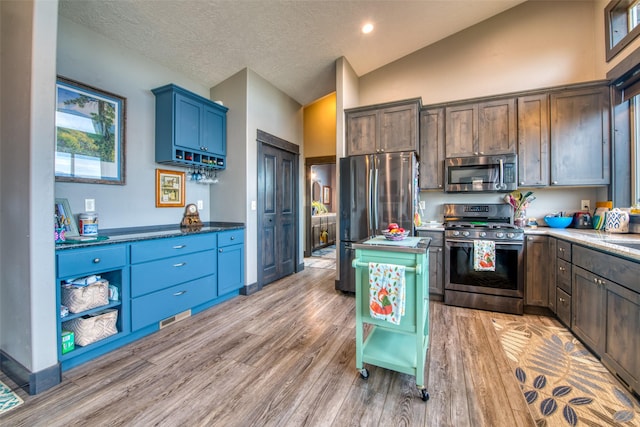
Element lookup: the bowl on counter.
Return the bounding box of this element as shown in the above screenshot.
[382,229,410,241]
[544,216,573,228]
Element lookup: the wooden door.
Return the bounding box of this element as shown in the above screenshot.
[445,103,477,157]
[258,131,298,287]
[550,86,610,186]
[517,94,550,186]
[572,266,606,354]
[346,110,378,156]
[478,98,517,155]
[524,235,549,307]
[378,102,419,153]
[419,108,445,189]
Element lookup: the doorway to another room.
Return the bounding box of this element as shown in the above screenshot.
[304,157,336,270]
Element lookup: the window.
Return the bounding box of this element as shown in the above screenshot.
[605,0,640,61]
[632,96,640,205]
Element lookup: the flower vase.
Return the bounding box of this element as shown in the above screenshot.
[514,210,526,228]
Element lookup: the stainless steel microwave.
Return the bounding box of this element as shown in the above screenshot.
[445,154,517,193]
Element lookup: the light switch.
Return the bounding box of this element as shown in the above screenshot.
[85,199,95,212]
[197,200,204,210]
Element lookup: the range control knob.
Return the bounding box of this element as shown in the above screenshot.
[496,232,505,239]
[479,231,487,238]
[462,231,470,237]
[452,230,460,237]
[507,232,515,239]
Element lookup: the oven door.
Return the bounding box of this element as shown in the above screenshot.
[444,238,523,298]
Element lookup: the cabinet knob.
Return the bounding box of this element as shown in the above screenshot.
[219,248,223,253]
[552,181,558,185]
[520,181,525,185]
[559,266,565,272]
[92,258,100,263]
[559,297,565,303]
[527,237,533,241]
[559,248,564,252]
[438,184,442,188]
[437,248,442,252]
[230,236,235,240]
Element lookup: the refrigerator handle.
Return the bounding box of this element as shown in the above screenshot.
[367,166,374,237]
[373,166,379,233]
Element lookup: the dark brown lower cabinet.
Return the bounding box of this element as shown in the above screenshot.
[416,230,443,297]
[571,266,606,355]
[524,235,550,307]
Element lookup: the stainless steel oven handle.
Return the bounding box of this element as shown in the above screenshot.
[498,158,505,190]
[446,238,523,246]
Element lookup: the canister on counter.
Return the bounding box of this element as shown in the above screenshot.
[78,212,98,236]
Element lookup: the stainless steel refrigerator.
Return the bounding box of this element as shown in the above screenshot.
[337,152,418,292]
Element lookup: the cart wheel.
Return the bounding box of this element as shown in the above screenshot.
[420,389,430,402]
[359,368,369,380]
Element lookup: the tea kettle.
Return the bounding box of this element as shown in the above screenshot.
[572,211,593,229]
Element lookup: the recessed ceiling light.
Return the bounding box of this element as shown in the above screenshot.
[362,23,374,34]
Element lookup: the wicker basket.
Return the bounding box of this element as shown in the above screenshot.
[62,279,109,314]
[62,309,118,347]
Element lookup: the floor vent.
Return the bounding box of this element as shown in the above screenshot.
[159,309,191,329]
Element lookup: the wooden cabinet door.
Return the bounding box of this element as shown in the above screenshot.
[572,266,606,354]
[478,98,516,155]
[518,94,550,186]
[525,235,550,307]
[445,104,478,157]
[548,237,557,313]
[346,110,378,156]
[378,103,419,153]
[419,108,445,189]
[218,243,245,295]
[428,246,444,296]
[603,281,640,394]
[550,86,610,185]
[175,92,203,151]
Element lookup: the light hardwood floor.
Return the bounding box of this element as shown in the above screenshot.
[1,266,544,427]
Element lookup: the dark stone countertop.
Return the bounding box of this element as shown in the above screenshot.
[55,222,245,250]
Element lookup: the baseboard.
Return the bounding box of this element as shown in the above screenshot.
[1,350,60,395]
[296,262,305,273]
[241,281,260,296]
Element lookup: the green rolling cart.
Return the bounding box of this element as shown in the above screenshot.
[352,236,430,401]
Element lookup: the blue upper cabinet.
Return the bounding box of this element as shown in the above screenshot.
[152,84,228,169]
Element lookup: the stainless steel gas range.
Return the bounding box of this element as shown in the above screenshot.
[443,203,524,314]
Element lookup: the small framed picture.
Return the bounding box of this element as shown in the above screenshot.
[323,186,331,205]
[156,169,185,207]
[55,198,79,237]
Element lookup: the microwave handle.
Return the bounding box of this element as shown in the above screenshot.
[498,158,505,190]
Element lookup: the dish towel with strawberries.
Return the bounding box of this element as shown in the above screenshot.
[368,262,406,325]
[473,240,495,271]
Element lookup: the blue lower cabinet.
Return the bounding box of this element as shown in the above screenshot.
[55,227,244,370]
[217,230,245,295]
[132,274,217,330]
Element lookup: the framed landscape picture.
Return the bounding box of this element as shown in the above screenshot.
[55,76,126,184]
[156,169,185,207]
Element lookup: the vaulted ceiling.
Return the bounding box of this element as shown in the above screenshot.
[59,0,526,106]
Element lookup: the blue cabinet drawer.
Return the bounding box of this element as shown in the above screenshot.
[218,229,244,247]
[57,245,127,278]
[130,249,216,297]
[130,234,216,264]
[131,274,217,330]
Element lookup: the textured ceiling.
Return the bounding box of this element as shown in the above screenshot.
[58,0,525,106]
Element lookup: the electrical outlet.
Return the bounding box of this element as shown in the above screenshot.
[419,201,426,210]
[197,200,204,210]
[84,199,95,212]
[581,199,591,212]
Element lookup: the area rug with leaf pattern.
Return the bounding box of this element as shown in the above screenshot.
[492,319,640,426]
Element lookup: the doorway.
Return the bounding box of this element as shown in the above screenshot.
[305,156,336,257]
[257,130,299,288]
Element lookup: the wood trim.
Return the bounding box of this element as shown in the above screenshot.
[257,129,299,154]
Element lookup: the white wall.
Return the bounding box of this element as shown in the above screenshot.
[56,17,213,229]
[359,1,600,106]
[211,69,303,287]
[1,0,58,373]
